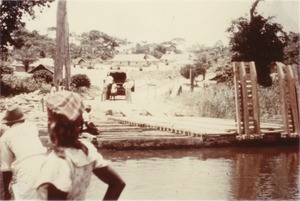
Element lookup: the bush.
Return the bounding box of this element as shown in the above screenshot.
[0,66,14,76]
[0,74,50,96]
[71,74,91,88]
[180,64,206,79]
[32,70,53,83]
[180,64,193,79]
[210,65,234,86]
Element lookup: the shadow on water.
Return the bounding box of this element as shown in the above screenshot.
[87,146,299,200]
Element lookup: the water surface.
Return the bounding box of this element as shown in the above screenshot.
[86,146,299,200]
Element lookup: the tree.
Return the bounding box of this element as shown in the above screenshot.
[180,64,194,79]
[152,44,167,59]
[79,30,122,60]
[227,0,287,87]
[55,0,70,89]
[11,28,55,71]
[0,0,54,60]
[283,32,299,65]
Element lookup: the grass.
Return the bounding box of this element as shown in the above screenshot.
[167,82,282,120]
[167,84,236,119]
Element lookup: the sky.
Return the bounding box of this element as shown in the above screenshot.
[25,0,300,46]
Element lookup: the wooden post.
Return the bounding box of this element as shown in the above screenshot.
[55,0,70,90]
[249,62,261,135]
[190,67,194,92]
[41,97,45,112]
[233,62,242,134]
[240,62,250,136]
[286,65,300,134]
[277,65,290,135]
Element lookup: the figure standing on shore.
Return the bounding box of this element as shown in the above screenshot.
[110,81,118,100]
[35,91,125,200]
[105,73,114,100]
[0,106,47,200]
[50,83,57,94]
[123,79,134,103]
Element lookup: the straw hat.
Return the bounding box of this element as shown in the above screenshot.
[2,105,25,124]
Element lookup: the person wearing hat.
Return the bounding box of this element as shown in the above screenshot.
[0,105,47,200]
[82,104,100,136]
[35,91,125,200]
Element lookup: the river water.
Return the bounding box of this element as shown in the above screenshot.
[86,146,299,200]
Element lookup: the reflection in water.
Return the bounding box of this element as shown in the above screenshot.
[86,146,299,200]
[231,147,299,200]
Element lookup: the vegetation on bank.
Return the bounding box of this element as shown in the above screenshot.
[0,70,92,97]
[0,67,285,121]
[167,82,281,120]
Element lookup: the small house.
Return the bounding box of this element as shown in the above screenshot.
[27,64,54,74]
[108,54,159,67]
[72,58,86,68]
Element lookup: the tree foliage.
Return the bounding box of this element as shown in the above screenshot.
[71,74,91,88]
[11,28,55,71]
[283,32,299,65]
[227,0,287,87]
[180,64,206,80]
[78,30,123,60]
[0,0,54,60]
[33,70,53,83]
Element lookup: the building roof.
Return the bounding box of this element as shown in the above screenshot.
[10,60,24,67]
[160,53,193,62]
[72,58,87,65]
[31,58,54,67]
[110,54,159,62]
[27,64,54,74]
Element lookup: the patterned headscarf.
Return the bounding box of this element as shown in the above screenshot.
[46,91,84,121]
[46,91,87,154]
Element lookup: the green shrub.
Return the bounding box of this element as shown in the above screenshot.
[32,70,53,83]
[180,64,193,79]
[0,66,14,76]
[258,83,281,119]
[210,65,234,86]
[0,74,49,96]
[71,74,91,88]
[180,64,205,80]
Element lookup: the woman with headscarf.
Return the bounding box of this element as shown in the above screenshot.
[35,91,125,200]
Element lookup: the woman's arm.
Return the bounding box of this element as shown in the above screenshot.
[2,171,12,200]
[37,183,68,200]
[93,166,126,201]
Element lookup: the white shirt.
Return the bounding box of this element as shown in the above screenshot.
[82,111,91,122]
[35,140,109,200]
[0,121,47,200]
[123,81,133,90]
[50,86,57,94]
[111,83,118,93]
[0,121,46,172]
[106,75,114,85]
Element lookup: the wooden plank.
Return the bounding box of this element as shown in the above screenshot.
[98,127,143,132]
[233,62,242,134]
[277,65,290,134]
[249,62,261,135]
[286,65,300,134]
[240,62,250,135]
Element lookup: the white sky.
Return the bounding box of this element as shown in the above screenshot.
[25,0,300,46]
